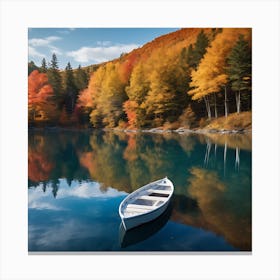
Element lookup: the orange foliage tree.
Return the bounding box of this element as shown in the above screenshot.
[28,135,54,182]
[118,52,139,84]
[28,70,57,123]
[77,88,93,110]
[123,100,138,128]
[28,151,54,182]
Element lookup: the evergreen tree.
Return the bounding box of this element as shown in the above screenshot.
[47,53,63,108]
[41,58,47,73]
[50,53,58,69]
[186,30,209,70]
[186,44,195,69]
[227,35,252,113]
[193,30,209,67]
[75,65,88,92]
[28,61,39,75]
[64,62,78,115]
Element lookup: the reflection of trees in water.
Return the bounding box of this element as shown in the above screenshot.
[204,138,212,166]
[176,167,251,250]
[206,133,252,151]
[28,130,92,196]
[84,131,131,192]
[199,133,251,175]
[28,134,55,183]
[78,131,199,192]
[29,130,251,194]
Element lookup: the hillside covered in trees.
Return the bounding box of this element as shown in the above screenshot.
[28,28,252,130]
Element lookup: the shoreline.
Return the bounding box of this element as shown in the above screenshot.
[29,126,251,135]
[109,127,251,135]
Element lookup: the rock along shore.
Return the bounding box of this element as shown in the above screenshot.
[106,127,251,135]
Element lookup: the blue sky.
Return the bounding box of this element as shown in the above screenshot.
[28,28,179,69]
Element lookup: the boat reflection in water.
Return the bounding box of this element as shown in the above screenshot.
[119,203,173,248]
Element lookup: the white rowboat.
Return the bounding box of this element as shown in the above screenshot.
[119,177,174,231]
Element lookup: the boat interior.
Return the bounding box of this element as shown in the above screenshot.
[122,182,172,218]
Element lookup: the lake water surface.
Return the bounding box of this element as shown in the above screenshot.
[28,130,251,252]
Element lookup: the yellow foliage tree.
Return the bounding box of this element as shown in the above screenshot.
[188,28,250,119]
[87,63,127,128]
[142,49,189,126]
[87,66,106,127]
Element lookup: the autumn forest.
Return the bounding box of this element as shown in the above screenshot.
[28,28,252,130]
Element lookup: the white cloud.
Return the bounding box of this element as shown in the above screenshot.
[28,46,45,58]
[28,179,127,210]
[28,36,61,47]
[66,43,139,63]
[55,179,127,199]
[28,36,62,60]
[49,46,62,55]
[28,201,63,211]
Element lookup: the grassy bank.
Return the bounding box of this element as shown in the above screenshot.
[202,112,252,131]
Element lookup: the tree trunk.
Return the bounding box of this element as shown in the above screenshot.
[204,96,211,119]
[214,93,218,118]
[223,141,227,176]
[238,90,241,113]
[235,90,241,114]
[224,86,228,118]
[235,91,238,113]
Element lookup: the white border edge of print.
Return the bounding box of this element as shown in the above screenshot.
[0,0,280,280]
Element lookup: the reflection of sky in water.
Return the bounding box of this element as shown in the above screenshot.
[28,179,236,251]
[124,221,236,251]
[29,180,127,251]
[28,179,127,210]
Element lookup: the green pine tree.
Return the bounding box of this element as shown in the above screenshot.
[192,30,209,68]
[64,62,78,115]
[186,30,209,70]
[227,35,252,113]
[75,65,89,92]
[186,44,195,69]
[47,53,63,109]
[41,58,47,73]
[28,61,39,75]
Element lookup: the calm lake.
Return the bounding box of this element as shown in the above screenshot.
[28,129,251,252]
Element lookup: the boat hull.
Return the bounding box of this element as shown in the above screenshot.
[119,203,172,248]
[121,199,170,231]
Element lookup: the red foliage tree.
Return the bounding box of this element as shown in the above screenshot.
[118,53,139,83]
[28,70,56,122]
